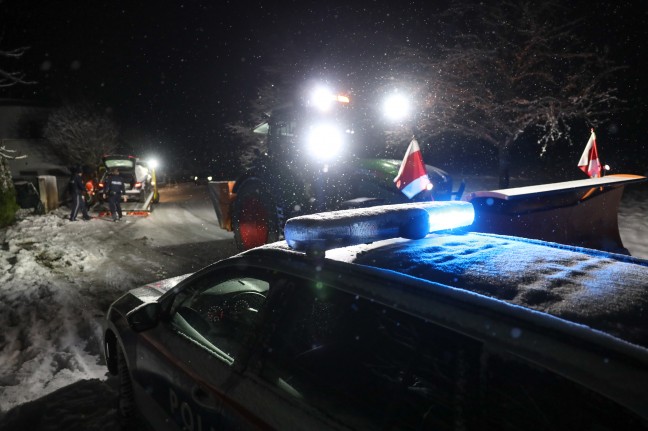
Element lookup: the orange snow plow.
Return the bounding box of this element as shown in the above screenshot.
[465,174,646,255]
[207,180,236,231]
[208,174,646,255]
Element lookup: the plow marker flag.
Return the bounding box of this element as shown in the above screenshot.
[394,138,433,199]
[578,129,602,178]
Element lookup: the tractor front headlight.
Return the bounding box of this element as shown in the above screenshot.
[306,123,344,161]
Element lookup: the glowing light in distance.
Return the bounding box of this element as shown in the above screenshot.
[148,159,159,169]
[383,93,410,121]
[311,87,335,111]
[335,95,350,104]
[310,87,350,111]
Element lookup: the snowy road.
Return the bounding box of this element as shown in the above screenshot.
[101,182,237,278]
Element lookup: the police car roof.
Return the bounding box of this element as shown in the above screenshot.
[248,228,648,352]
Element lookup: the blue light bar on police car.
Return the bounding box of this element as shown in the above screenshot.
[284,201,475,253]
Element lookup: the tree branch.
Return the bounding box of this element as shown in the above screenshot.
[0,47,36,86]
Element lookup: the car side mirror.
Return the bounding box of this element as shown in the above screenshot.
[126,302,161,332]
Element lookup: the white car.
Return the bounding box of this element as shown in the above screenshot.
[99,155,153,203]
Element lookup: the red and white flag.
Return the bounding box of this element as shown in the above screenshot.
[394,138,433,199]
[578,129,602,178]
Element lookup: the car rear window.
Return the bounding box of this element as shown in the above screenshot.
[105,159,135,169]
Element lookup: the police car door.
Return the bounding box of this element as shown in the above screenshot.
[222,275,366,431]
[134,267,273,431]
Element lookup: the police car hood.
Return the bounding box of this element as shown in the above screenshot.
[323,232,648,349]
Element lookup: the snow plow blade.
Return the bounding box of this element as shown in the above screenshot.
[207,181,236,231]
[466,174,646,255]
[121,190,155,214]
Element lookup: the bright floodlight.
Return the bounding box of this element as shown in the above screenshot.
[306,124,344,160]
[311,87,335,112]
[148,159,159,169]
[383,93,410,121]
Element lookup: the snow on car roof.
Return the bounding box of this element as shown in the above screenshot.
[323,232,648,349]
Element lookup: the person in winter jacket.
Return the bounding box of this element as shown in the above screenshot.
[104,168,125,221]
[68,167,91,221]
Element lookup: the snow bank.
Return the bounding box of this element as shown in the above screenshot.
[0,209,159,411]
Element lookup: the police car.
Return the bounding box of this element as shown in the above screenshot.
[103,200,648,431]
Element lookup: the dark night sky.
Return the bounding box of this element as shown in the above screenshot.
[1,0,647,175]
[2,1,272,162]
[0,2,387,170]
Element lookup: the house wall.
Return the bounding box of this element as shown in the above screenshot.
[0,101,70,203]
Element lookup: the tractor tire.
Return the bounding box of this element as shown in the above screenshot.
[231,179,282,252]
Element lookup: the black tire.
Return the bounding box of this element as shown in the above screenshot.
[231,179,282,252]
[116,344,142,429]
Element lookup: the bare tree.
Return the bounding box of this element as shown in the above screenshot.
[44,103,119,168]
[0,145,25,189]
[0,46,35,88]
[226,65,301,168]
[226,122,264,169]
[0,145,27,226]
[0,39,35,225]
[391,0,624,187]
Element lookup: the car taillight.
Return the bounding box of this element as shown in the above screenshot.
[134,182,142,189]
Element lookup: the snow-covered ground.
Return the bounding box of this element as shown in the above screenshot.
[0,178,646,430]
[0,183,235,430]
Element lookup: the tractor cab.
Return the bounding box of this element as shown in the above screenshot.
[254,92,395,164]
[253,91,453,202]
